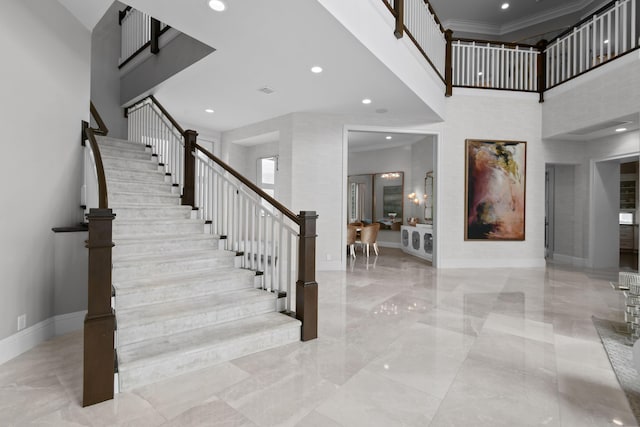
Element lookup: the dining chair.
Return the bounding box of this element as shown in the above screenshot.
[347,224,358,259]
[359,223,380,257]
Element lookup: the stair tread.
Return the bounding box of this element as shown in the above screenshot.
[114,248,235,266]
[117,289,274,327]
[113,218,204,225]
[113,266,254,290]
[118,312,300,367]
[114,233,220,244]
[97,142,149,152]
[110,190,178,196]
[97,136,145,146]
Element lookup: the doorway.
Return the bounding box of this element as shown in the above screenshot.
[343,128,439,267]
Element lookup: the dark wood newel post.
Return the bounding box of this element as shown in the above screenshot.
[444,29,454,97]
[83,208,116,407]
[394,0,404,39]
[536,39,548,103]
[182,130,198,207]
[150,18,161,54]
[296,211,318,341]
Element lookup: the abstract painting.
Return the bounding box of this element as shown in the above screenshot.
[465,139,526,240]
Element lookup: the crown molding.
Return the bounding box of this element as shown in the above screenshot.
[443,0,595,36]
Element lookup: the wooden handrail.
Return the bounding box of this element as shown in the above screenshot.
[85,128,109,209]
[90,101,109,136]
[195,144,301,224]
[85,102,109,208]
[424,0,445,33]
[452,37,538,50]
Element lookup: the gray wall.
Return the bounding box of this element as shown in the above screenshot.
[0,0,91,340]
[92,1,128,139]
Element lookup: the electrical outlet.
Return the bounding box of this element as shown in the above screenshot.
[17,314,26,331]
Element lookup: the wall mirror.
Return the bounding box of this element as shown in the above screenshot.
[425,171,433,223]
[373,171,404,229]
[348,174,373,223]
[348,171,404,230]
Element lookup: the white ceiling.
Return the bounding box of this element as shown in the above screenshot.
[348,131,429,153]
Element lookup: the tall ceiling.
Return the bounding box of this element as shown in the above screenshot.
[430,0,608,42]
[60,0,630,139]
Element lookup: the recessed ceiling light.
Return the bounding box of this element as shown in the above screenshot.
[386,136,392,140]
[208,0,226,12]
[616,128,627,132]
[205,108,214,113]
[310,66,323,73]
[612,419,624,426]
[501,2,509,10]
[362,99,372,105]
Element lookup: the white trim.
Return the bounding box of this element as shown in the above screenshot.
[551,253,588,267]
[378,241,402,249]
[0,311,86,366]
[453,87,540,101]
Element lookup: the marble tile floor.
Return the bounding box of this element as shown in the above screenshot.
[1,249,638,426]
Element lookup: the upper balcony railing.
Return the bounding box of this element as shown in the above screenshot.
[452,39,540,93]
[382,0,446,82]
[545,0,638,89]
[381,0,638,100]
[119,6,170,68]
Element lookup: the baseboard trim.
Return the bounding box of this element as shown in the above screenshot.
[551,253,587,267]
[438,258,546,269]
[0,310,86,366]
[377,241,401,249]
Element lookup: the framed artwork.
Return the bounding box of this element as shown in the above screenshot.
[465,139,526,240]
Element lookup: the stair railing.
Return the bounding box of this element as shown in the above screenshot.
[545,0,638,90]
[124,95,318,341]
[382,0,638,99]
[451,39,540,93]
[118,6,170,68]
[82,103,116,407]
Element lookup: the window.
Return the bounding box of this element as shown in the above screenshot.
[257,156,277,198]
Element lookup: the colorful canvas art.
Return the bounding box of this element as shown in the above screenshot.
[465,139,526,240]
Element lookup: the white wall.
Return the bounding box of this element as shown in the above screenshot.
[591,161,621,268]
[435,92,545,268]
[0,0,91,340]
[543,54,640,138]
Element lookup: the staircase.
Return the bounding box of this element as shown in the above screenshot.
[96,135,301,391]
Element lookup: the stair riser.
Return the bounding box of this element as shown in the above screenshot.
[113,222,204,236]
[110,193,181,205]
[110,207,192,220]
[106,170,168,183]
[103,158,161,172]
[113,257,236,281]
[118,324,300,391]
[108,181,176,195]
[117,299,276,346]
[113,238,219,258]
[114,273,256,310]
[99,148,153,161]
